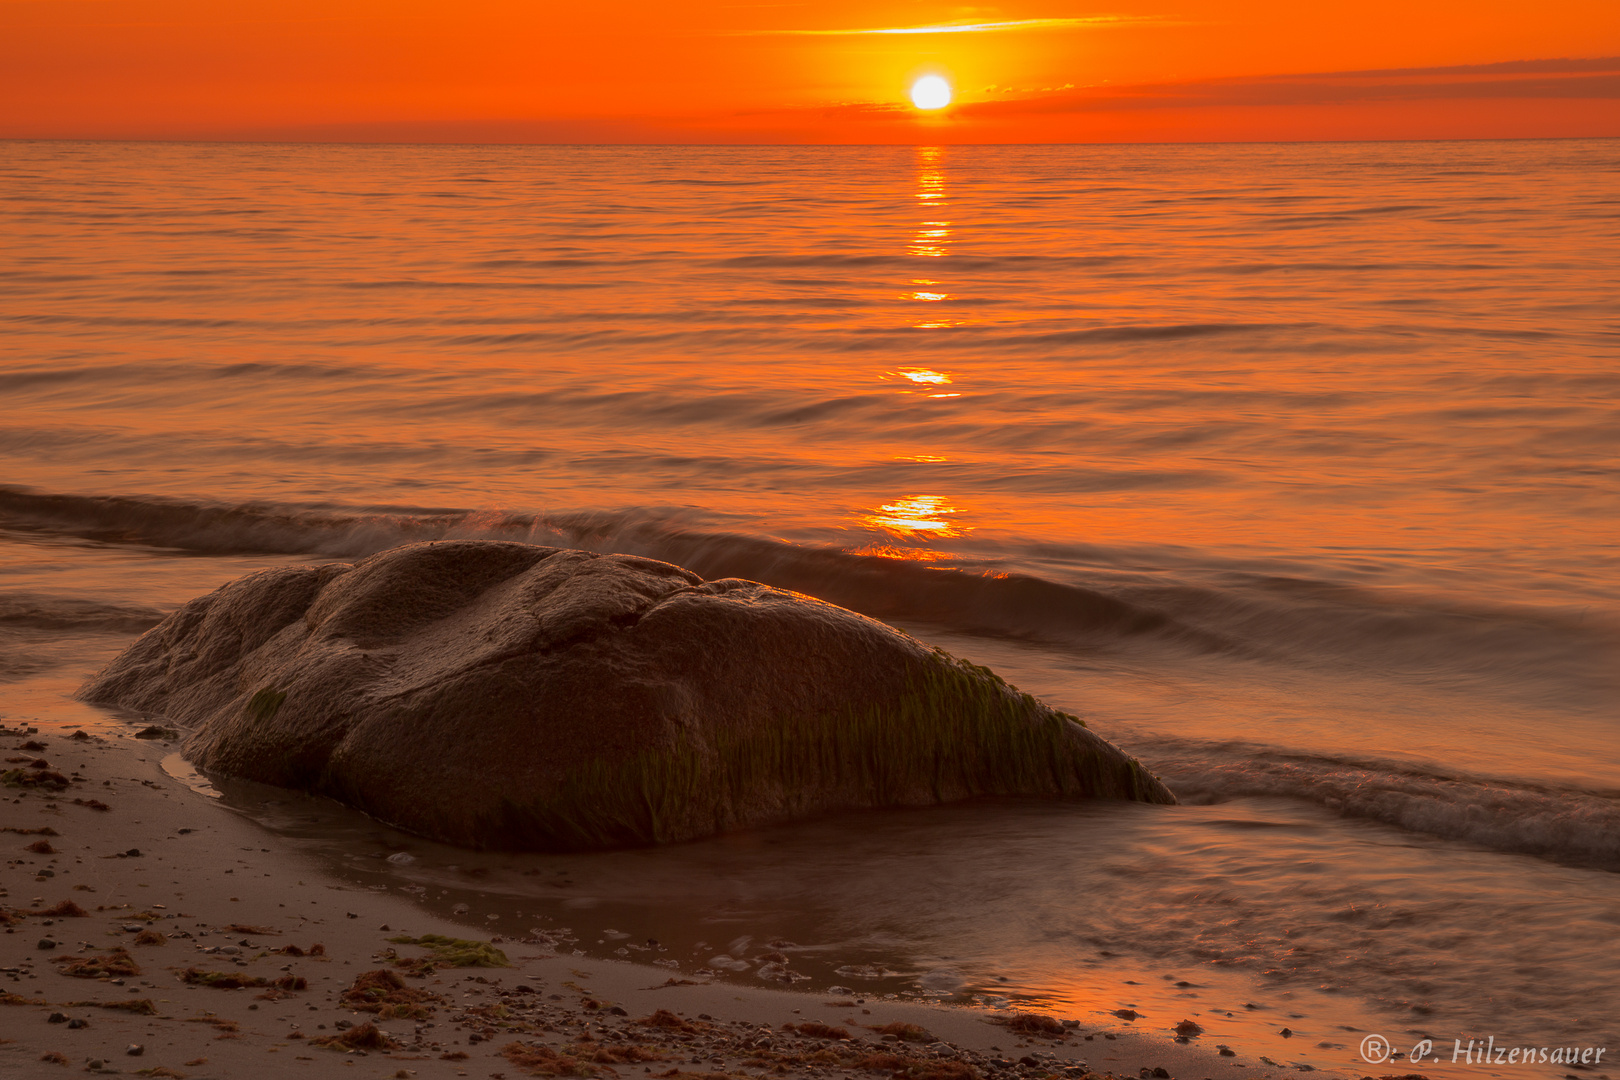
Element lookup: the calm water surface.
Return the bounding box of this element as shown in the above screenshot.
[2,140,1617,1075]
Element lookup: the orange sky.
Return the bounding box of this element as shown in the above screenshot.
[3,0,1618,141]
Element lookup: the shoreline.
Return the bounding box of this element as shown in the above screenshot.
[0,712,1334,1080]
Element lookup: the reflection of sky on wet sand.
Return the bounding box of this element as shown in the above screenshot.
[173,762,1463,1078]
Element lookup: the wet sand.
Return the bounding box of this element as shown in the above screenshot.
[1,717,1344,1080]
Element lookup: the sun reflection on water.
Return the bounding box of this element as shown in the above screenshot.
[911,149,951,257]
[915,150,946,203]
[909,223,951,258]
[845,544,954,562]
[857,494,968,537]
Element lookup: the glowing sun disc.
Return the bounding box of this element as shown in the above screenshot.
[910,75,952,110]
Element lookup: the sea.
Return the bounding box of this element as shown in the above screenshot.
[2,139,1617,1075]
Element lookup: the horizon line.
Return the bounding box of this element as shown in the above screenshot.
[3,134,1616,148]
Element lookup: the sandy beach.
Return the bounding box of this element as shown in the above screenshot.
[0,712,1341,1080]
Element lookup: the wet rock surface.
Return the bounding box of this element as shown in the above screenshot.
[80,540,1172,851]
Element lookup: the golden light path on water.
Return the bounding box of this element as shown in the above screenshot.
[859,149,969,553]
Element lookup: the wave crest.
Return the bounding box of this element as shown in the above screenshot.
[1156,745,1620,870]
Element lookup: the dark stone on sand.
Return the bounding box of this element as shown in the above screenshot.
[80,540,1173,851]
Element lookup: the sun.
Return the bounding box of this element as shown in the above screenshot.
[910,75,952,111]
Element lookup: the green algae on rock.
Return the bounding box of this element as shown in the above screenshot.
[80,540,1173,851]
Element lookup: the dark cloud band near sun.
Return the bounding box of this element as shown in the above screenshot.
[957,56,1620,116]
[739,16,1165,36]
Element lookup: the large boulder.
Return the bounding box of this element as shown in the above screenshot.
[81,541,1173,850]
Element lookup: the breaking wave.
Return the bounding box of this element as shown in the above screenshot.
[1150,741,1620,871]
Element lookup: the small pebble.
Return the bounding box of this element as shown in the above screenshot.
[126,1044,144,1056]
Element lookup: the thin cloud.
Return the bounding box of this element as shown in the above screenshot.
[958,57,1620,115]
[746,16,1157,36]
[1313,56,1620,80]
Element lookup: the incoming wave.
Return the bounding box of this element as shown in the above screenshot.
[0,486,1225,652]
[6,485,1616,687]
[0,592,166,634]
[7,484,1617,705]
[1149,741,1620,871]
